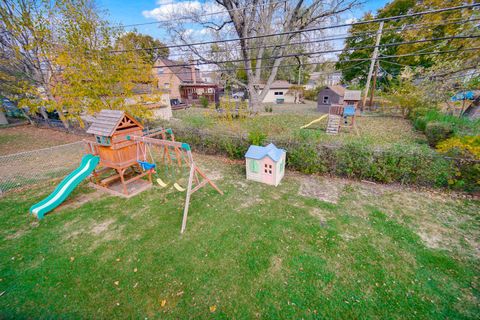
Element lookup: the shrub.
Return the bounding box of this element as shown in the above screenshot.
[304,86,323,101]
[437,136,480,159]
[199,96,209,108]
[287,143,328,174]
[264,105,273,113]
[215,97,248,120]
[248,129,267,145]
[413,116,427,132]
[437,136,480,192]
[167,126,476,192]
[418,109,480,136]
[425,122,453,146]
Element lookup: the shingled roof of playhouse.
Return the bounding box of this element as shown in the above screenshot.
[245,143,285,162]
[86,110,142,137]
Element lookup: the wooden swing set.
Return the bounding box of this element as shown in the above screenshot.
[127,131,223,233]
[84,110,222,233]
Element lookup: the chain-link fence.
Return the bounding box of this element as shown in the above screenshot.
[0,141,85,195]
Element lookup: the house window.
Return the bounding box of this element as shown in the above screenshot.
[96,135,111,146]
[274,91,284,96]
[164,82,170,88]
[249,160,259,173]
[323,96,329,104]
[157,68,164,75]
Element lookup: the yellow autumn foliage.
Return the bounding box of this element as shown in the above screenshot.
[436,136,480,160]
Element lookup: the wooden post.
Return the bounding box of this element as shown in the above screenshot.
[362,21,384,111]
[369,59,380,108]
[181,153,196,234]
[128,134,223,234]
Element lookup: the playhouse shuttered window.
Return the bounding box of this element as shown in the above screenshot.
[96,135,111,146]
[250,160,259,173]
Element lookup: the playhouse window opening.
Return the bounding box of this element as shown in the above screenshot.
[323,96,329,104]
[96,135,111,146]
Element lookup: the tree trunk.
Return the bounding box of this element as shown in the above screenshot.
[247,81,262,112]
[57,108,70,130]
[248,89,262,112]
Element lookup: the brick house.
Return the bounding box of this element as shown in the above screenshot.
[153,58,219,105]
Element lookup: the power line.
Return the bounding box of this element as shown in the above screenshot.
[112,3,480,52]
[151,46,478,76]
[154,34,480,68]
[164,16,480,59]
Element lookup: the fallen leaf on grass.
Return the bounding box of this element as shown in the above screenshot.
[210,305,217,313]
[134,268,138,273]
[114,281,119,286]
[70,257,75,262]
[161,300,167,307]
[176,291,184,296]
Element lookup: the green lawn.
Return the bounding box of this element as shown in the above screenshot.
[0,125,82,155]
[164,103,426,147]
[1,154,478,319]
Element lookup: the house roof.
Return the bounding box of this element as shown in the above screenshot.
[259,80,292,89]
[327,85,346,96]
[86,110,142,137]
[157,58,203,84]
[245,143,285,162]
[344,90,362,101]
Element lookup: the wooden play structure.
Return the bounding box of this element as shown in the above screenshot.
[326,105,356,135]
[85,110,151,196]
[84,109,222,233]
[301,106,357,135]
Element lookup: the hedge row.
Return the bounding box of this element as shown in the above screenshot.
[170,126,478,192]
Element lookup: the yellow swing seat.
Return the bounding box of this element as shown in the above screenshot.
[156,178,168,188]
[173,182,185,192]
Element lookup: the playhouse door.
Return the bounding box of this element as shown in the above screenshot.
[262,159,275,185]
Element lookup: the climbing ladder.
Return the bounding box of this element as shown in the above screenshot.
[326,114,341,135]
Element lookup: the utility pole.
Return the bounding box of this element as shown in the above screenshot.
[369,60,380,107]
[296,56,302,104]
[362,21,384,111]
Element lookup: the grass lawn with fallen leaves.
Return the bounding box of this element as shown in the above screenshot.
[0,154,478,319]
[0,125,83,155]
[165,102,426,147]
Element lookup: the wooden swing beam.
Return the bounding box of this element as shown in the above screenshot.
[127,135,223,234]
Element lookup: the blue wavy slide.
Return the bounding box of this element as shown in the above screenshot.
[30,154,100,219]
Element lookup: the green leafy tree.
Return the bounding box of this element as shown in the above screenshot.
[0,0,156,128]
[115,31,169,64]
[337,0,479,86]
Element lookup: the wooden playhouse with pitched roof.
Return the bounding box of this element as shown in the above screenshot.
[84,110,152,197]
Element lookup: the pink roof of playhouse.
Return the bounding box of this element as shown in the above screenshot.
[245,143,285,162]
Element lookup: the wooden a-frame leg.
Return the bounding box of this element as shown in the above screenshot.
[180,163,196,234]
[194,166,223,195]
